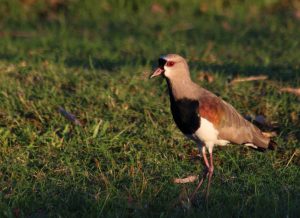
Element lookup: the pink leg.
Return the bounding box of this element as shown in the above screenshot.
[205,152,214,200]
[190,146,210,200]
[202,146,210,169]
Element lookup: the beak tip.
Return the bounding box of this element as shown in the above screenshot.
[150,68,163,79]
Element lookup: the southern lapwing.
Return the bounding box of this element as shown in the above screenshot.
[150,54,276,199]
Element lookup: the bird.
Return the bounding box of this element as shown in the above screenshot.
[150,54,276,199]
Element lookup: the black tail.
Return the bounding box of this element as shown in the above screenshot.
[268,140,277,150]
[250,139,277,152]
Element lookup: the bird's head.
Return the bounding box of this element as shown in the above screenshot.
[150,54,190,80]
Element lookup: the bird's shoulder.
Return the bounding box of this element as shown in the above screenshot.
[197,88,226,126]
[197,88,245,129]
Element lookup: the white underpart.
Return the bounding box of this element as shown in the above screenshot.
[191,118,229,153]
[244,143,258,149]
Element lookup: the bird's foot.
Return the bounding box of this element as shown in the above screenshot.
[188,169,208,201]
[189,167,214,203]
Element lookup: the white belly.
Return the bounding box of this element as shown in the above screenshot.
[195,118,219,142]
[189,118,230,152]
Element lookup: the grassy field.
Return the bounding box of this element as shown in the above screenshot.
[0,0,300,217]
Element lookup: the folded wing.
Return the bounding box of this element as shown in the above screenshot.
[198,89,270,149]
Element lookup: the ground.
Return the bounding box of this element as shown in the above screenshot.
[0,0,299,217]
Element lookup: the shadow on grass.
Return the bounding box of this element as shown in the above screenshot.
[191,62,300,83]
[0,45,299,86]
[0,52,298,84]
[17,185,97,217]
[63,56,300,83]
[64,56,147,71]
[16,182,300,217]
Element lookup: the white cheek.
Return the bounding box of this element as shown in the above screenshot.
[164,67,171,77]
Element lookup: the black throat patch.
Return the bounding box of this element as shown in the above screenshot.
[166,80,200,134]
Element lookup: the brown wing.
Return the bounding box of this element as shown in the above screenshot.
[198,90,270,149]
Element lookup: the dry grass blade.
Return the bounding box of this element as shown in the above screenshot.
[230,75,268,84]
[173,175,198,184]
[171,22,194,33]
[280,87,300,96]
[58,106,82,126]
[285,150,297,168]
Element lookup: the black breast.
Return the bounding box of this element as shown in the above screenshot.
[166,79,200,134]
[170,98,200,134]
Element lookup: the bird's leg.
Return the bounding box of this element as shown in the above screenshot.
[202,146,210,169]
[205,148,214,200]
[190,146,210,200]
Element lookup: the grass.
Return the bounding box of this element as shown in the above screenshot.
[0,0,299,217]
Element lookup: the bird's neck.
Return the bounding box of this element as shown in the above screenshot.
[166,77,200,100]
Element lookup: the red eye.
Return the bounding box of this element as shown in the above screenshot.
[166,61,175,67]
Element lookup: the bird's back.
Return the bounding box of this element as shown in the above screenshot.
[198,88,271,149]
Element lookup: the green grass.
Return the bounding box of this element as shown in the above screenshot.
[0,0,300,217]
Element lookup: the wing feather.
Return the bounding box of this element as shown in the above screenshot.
[198,89,269,148]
